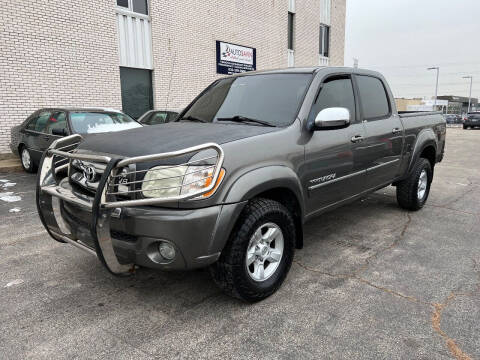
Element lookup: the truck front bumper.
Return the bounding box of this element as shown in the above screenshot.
[58,191,245,270]
[36,134,240,274]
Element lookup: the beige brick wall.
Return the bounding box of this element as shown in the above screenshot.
[329,0,346,66]
[150,0,346,110]
[0,0,122,153]
[0,0,346,153]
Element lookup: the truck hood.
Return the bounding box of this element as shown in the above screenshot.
[76,122,279,158]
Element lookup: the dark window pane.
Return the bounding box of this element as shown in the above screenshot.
[288,12,294,50]
[183,74,312,127]
[319,25,330,57]
[324,26,330,57]
[309,78,355,122]
[46,112,68,134]
[132,0,148,14]
[357,76,390,119]
[34,111,51,133]
[26,116,38,130]
[117,0,129,8]
[120,67,153,119]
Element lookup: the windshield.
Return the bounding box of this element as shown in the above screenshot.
[181,74,312,127]
[70,112,142,134]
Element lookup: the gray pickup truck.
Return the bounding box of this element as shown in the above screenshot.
[36,67,446,302]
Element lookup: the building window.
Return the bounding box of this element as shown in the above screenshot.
[119,67,153,119]
[288,12,294,50]
[319,24,330,57]
[116,0,148,15]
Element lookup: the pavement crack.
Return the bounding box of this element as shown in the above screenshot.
[294,260,423,304]
[431,293,473,360]
[356,212,412,275]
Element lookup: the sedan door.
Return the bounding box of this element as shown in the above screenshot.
[23,110,52,164]
[304,75,367,215]
[354,75,404,190]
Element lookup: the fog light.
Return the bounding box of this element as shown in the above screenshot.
[158,242,175,260]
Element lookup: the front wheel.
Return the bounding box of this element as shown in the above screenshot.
[210,198,296,302]
[396,158,432,211]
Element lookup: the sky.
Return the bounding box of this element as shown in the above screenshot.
[344,0,480,100]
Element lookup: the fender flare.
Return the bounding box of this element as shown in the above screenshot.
[407,129,437,175]
[221,165,306,248]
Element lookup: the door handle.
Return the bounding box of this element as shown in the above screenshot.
[392,128,402,134]
[351,135,364,143]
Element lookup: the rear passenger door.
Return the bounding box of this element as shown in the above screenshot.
[354,75,404,189]
[24,110,52,163]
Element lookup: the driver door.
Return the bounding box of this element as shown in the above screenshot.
[304,75,367,215]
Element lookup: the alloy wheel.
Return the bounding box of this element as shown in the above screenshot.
[417,169,428,200]
[246,222,284,282]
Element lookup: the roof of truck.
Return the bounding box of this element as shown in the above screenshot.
[231,66,382,77]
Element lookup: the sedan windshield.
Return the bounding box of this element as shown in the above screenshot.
[70,112,142,134]
[181,74,312,127]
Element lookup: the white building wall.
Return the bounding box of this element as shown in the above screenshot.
[0,0,346,154]
[0,0,122,153]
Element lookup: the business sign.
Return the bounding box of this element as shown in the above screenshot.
[216,41,256,75]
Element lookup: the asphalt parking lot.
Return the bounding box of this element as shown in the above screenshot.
[1,128,479,359]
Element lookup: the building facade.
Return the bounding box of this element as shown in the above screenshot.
[0,0,346,154]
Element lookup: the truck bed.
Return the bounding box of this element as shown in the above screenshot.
[398,111,443,118]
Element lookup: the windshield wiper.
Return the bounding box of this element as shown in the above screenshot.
[216,115,276,127]
[179,115,207,123]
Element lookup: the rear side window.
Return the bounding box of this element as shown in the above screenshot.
[27,111,51,132]
[144,111,179,125]
[356,76,390,120]
[46,112,68,134]
[309,77,356,123]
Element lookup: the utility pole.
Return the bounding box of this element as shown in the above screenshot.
[353,58,358,69]
[462,76,473,113]
[427,67,439,111]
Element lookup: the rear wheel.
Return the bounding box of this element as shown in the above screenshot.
[396,158,432,211]
[20,146,36,173]
[210,198,295,302]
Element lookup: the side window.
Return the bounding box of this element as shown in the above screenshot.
[26,115,38,131]
[309,77,355,122]
[46,112,68,135]
[149,112,168,125]
[356,76,390,120]
[27,111,51,132]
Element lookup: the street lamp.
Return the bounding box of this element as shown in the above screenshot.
[462,76,473,113]
[427,67,440,110]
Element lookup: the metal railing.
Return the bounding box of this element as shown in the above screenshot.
[36,134,224,275]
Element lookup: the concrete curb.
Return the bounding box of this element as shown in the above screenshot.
[0,158,23,173]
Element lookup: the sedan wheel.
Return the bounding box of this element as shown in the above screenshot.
[20,147,35,173]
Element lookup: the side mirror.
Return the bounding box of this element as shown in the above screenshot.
[52,128,67,136]
[314,107,350,130]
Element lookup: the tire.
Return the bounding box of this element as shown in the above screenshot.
[210,198,296,302]
[20,146,36,173]
[463,125,467,129]
[396,158,432,211]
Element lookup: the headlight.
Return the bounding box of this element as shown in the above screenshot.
[141,165,225,199]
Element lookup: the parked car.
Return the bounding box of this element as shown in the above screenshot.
[463,112,480,129]
[137,109,180,125]
[444,114,458,124]
[10,108,142,172]
[36,67,446,302]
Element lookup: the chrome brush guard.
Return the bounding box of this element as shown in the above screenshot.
[36,134,224,275]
